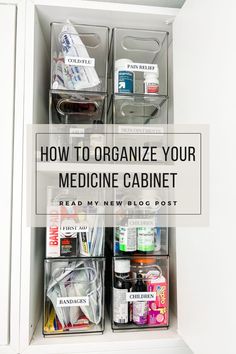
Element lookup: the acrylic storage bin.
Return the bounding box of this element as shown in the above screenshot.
[46,187,105,258]
[113,215,168,256]
[111,28,168,95]
[111,256,169,331]
[51,22,109,92]
[44,257,105,335]
[49,91,107,124]
[110,94,168,124]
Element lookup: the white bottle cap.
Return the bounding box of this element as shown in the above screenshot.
[115,259,130,273]
[115,58,133,69]
[144,69,159,79]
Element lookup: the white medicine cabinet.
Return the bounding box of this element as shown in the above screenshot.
[5,0,234,354]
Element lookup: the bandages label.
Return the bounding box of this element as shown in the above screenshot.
[57,296,89,307]
[126,292,156,302]
[65,56,95,67]
[125,62,158,73]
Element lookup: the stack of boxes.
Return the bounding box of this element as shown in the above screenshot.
[43,22,109,335]
[109,28,170,331]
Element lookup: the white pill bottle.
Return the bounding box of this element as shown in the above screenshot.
[115,58,134,93]
[144,70,159,94]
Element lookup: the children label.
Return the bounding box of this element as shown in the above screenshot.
[65,56,95,67]
[126,292,156,302]
[57,296,89,307]
[128,218,155,227]
[125,63,158,73]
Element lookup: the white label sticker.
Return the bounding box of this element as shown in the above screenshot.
[60,225,88,233]
[69,127,84,137]
[65,56,95,67]
[128,218,155,227]
[125,63,158,73]
[126,292,156,302]
[57,296,89,307]
[118,125,164,135]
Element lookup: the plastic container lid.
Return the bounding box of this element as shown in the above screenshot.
[115,259,130,273]
[115,58,133,69]
[132,257,156,265]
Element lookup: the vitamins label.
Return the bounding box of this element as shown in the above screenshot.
[65,56,95,67]
[126,292,156,302]
[119,226,136,251]
[125,63,158,73]
[113,288,129,323]
[128,218,155,227]
[57,296,89,307]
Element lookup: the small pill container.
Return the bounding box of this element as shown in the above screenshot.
[144,72,159,94]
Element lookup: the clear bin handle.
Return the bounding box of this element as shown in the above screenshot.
[52,266,97,285]
[56,98,99,116]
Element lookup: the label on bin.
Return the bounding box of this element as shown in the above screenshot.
[125,62,158,73]
[126,292,156,302]
[69,127,84,137]
[65,56,95,67]
[57,296,89,307]
[128,218,155,227]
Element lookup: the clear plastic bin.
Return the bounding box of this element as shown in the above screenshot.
[51,22,109,92]
[113,215,168,256]
[111,28,168,95]
[44,258,105,335]
[46,187,105,258]
[49,91,107,124]
[111,256,169,331]
[110,94,168,124]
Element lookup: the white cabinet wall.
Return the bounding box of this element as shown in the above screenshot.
[0,0,25,354]
[3,0,235,353]
[0,3,16,347]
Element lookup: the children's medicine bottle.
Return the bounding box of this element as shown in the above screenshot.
[144,72,159,94]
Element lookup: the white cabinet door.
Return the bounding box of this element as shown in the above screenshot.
[173,0,236,353]
[0,3,16,347]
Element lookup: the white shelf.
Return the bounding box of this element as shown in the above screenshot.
[25,313,191,354]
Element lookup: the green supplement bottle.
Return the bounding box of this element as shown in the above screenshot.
[137,227,155,252]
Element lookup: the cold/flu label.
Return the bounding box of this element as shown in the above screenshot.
[65,56,95,67]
